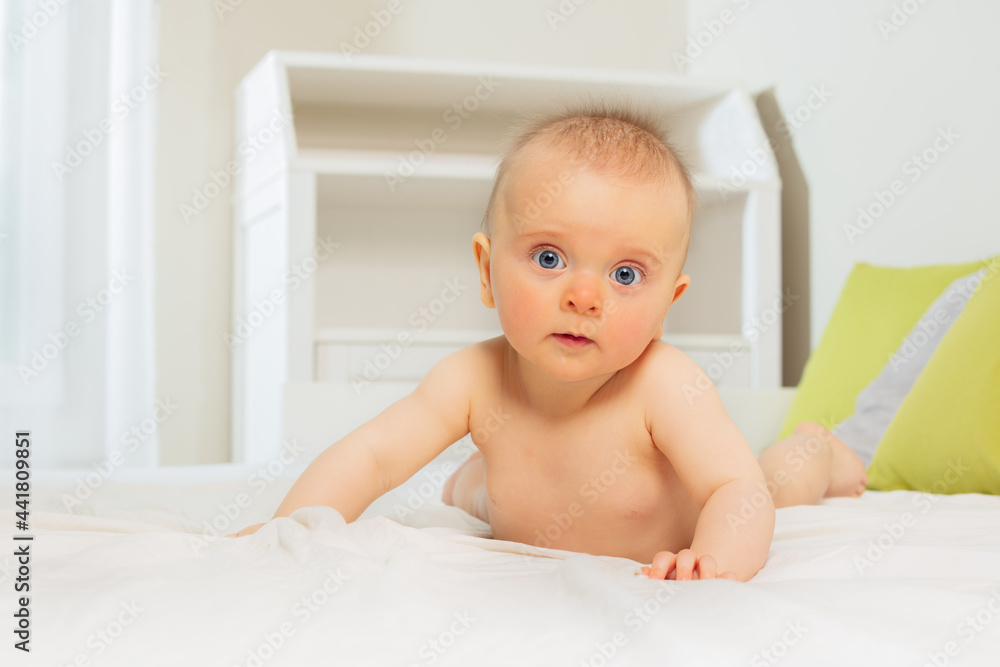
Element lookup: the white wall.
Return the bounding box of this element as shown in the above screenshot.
[686,0,1000,349]
[156,0,687,464]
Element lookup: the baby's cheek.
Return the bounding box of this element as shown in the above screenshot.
[500,284,539,322]
[605,305,643,335]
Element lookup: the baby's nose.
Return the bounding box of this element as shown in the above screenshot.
[563,273,602,313]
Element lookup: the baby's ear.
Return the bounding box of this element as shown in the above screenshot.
[473,233,496,309]
[670,273,691,306]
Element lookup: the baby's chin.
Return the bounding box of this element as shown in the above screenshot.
[534,353,624,385]
[509,334,659,379]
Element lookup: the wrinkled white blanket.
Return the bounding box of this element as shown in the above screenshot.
[2,472,1000,666]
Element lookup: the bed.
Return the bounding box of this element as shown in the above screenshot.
[4,387,1000,667]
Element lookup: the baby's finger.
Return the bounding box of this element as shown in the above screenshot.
[227,523,264,538]
[647,551,677,580]
[674,549,697,581]
[697,554,718,580]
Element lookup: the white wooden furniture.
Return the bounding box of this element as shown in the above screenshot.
[232,50,781,463]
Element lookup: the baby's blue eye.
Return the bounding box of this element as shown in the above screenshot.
[532,249,565,270]
[613,266,642,285]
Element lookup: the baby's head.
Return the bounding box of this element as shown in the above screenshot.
[473,103,697,382]
[482,104,695,250]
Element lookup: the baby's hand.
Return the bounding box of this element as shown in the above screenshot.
[225,523,265,538]
[641,549,739,581]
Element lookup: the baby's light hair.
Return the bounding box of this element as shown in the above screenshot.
[481,102,697,252]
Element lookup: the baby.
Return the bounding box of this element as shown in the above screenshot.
[229,105,868,582]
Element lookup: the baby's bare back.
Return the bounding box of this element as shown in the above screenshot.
[468,339,701,563]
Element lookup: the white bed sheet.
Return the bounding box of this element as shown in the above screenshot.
[2,468,1000,667]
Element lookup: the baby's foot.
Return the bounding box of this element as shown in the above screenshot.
[796,421,868,498]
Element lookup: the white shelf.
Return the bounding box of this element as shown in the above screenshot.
[298,147,768,211]
[303,149,496,212]
[278,50,737,114]
[296,148,498,179]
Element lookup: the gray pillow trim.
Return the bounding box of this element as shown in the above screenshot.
[834,268,987,467]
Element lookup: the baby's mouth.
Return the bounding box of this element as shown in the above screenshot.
[553,332,593,348]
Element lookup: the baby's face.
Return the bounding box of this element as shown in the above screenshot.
[474,149,691,383]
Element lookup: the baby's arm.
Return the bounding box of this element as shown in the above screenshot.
[228,346,476,535]
[643,345,775,582]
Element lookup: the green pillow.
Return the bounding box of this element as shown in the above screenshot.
[778,257,995,439]
[867,264,1000,493]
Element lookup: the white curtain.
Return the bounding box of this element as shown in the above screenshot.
[0,0,159,468]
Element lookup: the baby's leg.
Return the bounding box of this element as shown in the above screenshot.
[757,421,868,508]
[441,451,491,523]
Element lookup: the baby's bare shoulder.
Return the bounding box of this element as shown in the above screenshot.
[625,341,717,421]
[629,340,707,392]
[431,335,505,387]
[412,337,505,421]
[431,336,499,371]
[463,335,507,369]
